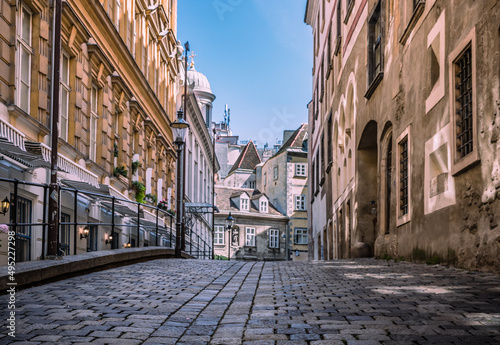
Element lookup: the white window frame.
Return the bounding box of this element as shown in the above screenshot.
[214,225,225,245]
[60,51,70,141]
[90,84,98,161]
[240,198,249,211]
[16,3,33,114]
[295,195,306,211]
[245,227,255,247]
[260,200,268,213]
[294,228,308,244]
[295,163,307,177]
[268,229,279,248]
[273,166,279,180]
[396,126,411,226]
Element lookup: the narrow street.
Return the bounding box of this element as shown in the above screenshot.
[1,259,499,344]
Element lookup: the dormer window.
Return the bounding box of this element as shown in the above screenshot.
[241,198,249,211]
[260,200,268,213]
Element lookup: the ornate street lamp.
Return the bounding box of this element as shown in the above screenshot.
[0,197,10,215]
[171,111,190,258]
[225,212,235,261]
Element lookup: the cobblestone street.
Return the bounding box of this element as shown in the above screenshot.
[1,259,499,345]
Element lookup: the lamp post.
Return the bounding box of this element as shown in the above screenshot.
[225,212,234,261]
[171,114,190,258]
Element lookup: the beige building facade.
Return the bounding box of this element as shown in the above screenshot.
[305,0,500,272]
[0,0,181,262]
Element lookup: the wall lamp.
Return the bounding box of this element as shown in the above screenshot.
[80,226,89,239]
[105,234,113,245]
[0,197,10,215]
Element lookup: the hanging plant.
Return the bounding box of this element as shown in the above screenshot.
[131,181,146,203]
[131,161,142,175]
[113,142,119,157]
[113,165,128,178]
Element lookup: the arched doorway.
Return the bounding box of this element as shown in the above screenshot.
[356,120,378,257]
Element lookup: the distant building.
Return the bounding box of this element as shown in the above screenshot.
[257,124,309,261]
[214,186,288,261]
[178,56,219,257]
[223,141,261,189]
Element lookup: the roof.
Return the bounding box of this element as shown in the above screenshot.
[276,123,308,156]
[230,191,249,198]
[215,186,284,216]
[227,140,262,175]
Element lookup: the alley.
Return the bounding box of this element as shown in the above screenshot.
[1,259,499,345]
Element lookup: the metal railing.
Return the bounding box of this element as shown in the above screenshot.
[0,177,213,262]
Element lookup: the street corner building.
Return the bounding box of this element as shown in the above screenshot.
[0,0,186,263]
[305,0,500,271]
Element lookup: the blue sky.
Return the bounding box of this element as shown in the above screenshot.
[177,0,311,148]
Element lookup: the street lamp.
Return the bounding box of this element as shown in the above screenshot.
[225,212,235,261]
[171,111,190,258]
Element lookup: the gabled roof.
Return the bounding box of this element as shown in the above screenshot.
[215,186,284,216]
[230,191,250,199]
[276,123,308,156]
[227,140,262,175]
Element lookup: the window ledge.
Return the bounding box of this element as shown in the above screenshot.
[451,152,480,176]
[399,1,426,45]
[365,72,384,99]
[344,0,355,24]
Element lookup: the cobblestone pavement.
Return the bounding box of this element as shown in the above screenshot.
[1,258,500,345]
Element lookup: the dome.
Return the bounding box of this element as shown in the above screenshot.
[186,66,212,93]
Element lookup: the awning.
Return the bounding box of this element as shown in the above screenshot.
[100,200,138,217]
[0,118,99,187]
[185,202,220,214]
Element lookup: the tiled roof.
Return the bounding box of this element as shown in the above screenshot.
[276,123,308,156]
[227,141,262,175]
[215,186,284,216]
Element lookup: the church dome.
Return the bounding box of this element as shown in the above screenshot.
[186,65,212,93]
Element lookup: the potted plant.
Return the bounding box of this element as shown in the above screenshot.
[131,181,146,203]
[131,161,142,175]
[145,193,157,204]
[113,165,128,178]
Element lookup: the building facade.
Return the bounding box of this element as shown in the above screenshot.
[305,0,500,271]
[214,186,288,261]
[257,124,309,261]
[0,0,181,263]
[178,58,219,258]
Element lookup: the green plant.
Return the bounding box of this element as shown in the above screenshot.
[113,166,128,178]
[131,161,142,175]
[113,142,119,157]
[214,255,228,260]
[145,193,157,204]
[131,181,146,203]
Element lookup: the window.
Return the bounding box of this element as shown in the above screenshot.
[205,105,211,128]
[115,0,121,29]
[396,126,411,226]
[320,135,325,184]
[268,229,279,248]
[294,228,308,244]
[16,3,32,113]
[334,0,342,56]
[240,198,249,211]
[327,115,333,170]
[449,29,477,175]
[315,151,320,194]
[245,227,255,246]
[11,194,32,262]
[366,1,383,99]
[60,52,70,141]
[273,166,279,180]
[60,213,71,255]
[214,225,225,245]
[295,195,306,211]
[455,46,473,159]
[295,163,307,177]
[260,200,268,213]
[320,58,324,103]
[311,160,316,198]
[264,172,267,186]
[90,85,98,161]
[249,181,256,189]
[345,0,355,23]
